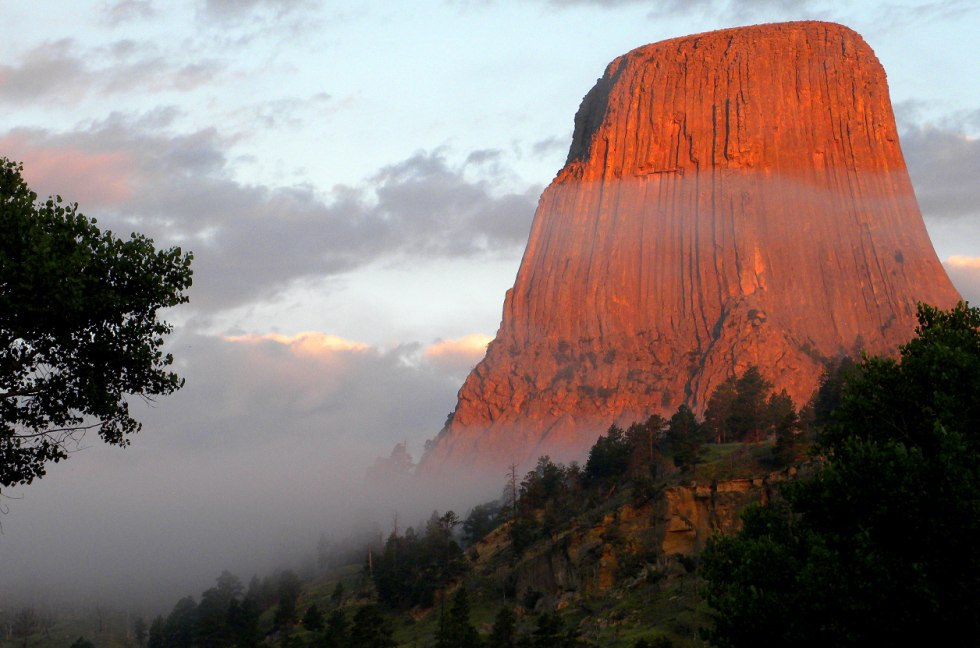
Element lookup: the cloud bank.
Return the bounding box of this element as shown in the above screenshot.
[1,117,537,317]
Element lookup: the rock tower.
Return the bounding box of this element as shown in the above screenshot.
[421,21,960,473]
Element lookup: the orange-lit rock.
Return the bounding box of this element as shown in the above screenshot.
[421,21,960,474]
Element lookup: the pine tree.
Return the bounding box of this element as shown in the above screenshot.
[435,587,481,648]
[488,606,517,648]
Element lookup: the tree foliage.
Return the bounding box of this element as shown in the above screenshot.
[701,366,804,444]
[462,499,504,546]
[0,158,193,487]
[701,303,980,646]
[372,510,468,609]
[665,404,704,470]
[584,424,631,482]
[435,587,481,648]
[348,605,396,648]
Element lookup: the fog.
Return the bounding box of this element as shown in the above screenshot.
[0,327,506,614]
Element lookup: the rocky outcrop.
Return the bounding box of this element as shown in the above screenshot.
[421,21,960,474]
[497,466,803,608]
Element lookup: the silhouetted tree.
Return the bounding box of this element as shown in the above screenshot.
[810,356,859,428]
[302,604,325,632]
[319,609,350,648]
[626,414,668,480]
[585,424,631,482]
[0,157,193,488]
[227,595,261,648]
[728,367,772,441]
[133,616,148,648]
[529,612,578,647]
[330,581,345,608]
[348,605,395,648]
[164,597,198,648]
[703,376,738,443]
[147,616,165,648]
[666,405,704,470]
[273,570,303,630]
[373,510,468,609]
[463,500,504,545]
[702,303,980,646]
[198,570,243,647]
[488,606,517,648]
[69,638,96,648]
[768,389,803,465]
[436,587,481,648]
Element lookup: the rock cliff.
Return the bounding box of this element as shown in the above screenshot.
[421,21,960,474]
[474,466,805,611]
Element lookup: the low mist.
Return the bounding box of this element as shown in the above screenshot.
[0,327,504,615]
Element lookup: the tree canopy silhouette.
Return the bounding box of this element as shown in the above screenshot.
[701,302,980,646]
[0,158,192,487]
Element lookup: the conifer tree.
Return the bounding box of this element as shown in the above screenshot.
[435,587,481,648]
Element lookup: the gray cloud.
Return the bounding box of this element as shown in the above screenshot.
[532,135,569,158]
[103,0,156,25]
[899,109,980,221]
[869,0,978,30]
[0,116,537,316]
[0,39,89,103]
[0,39,222,104]
[202,0,315,19]
[196,0,326,45]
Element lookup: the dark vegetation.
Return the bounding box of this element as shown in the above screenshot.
[701,302,980,646]
[11,303,974,646]
[0,158,193,488]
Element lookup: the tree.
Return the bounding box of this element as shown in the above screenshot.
[584,424,631,482]
[0,158,193,487]
[348,605,395,648]
[728,367,772,442]
[302,604,325,632]
[273,570,303,630]
[330,581,345,608]
[665,405,703,470]
[227,595,261,648]
[319,609,350,648]
[488,607,517,648]
[529,612,577,647]
[701,302,980,646]
[164,596,198,648]
[133,616,148,648]
[147,616,166,648]
[767,389,804,465]
[435,587,481,648]
[703,376,737,443]
[463,500,503,546]
[625,414,667,481]
[197,570,243,647]
[69,638,96,648]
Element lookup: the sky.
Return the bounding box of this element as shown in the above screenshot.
[1,0,978,613]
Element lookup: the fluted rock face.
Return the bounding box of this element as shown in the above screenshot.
[422,21,960,474]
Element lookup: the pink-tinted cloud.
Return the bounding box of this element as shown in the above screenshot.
[224,331,369,357]
[0,133,133,207]
[944,256,980,305]
[423,334,492,374]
